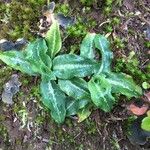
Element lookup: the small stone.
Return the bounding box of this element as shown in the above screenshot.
[56,13,76,29]
[0,39,15,51]
[146,26,150,40]
[2,74,21,104]
[0,38,28,51]
[14,38,28,50]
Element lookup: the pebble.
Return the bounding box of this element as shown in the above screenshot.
[2,74,21,104]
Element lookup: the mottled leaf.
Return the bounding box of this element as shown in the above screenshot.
[0,51,38,75]
[25,38,54,79]
[78,106,91,122]
[94,34,113,73]
[45,20,62,58]
[58,78,90,100]
[25,38,52,68]
[40,79,66,123]
[106,72,142,97]
[66,97,89,116]
[88,74,115,112]
[53,54,99,79]
[80,33,96,59]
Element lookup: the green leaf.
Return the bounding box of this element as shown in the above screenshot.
[106,72,142,97]
[58,78,90,100]
[25,38,51,69]
[53,54,99,79]
[141,116,150,132]
[59,77,90,117]
[0,51,38,75]
[45,20,62,58]
[40,79,66,123]
[88,74,115,112]
[25,38,54,79]
[66,97,88,116]
[80,33,96,59]
[78,106,91,122]
[88,72,142,112]
[94,34,113,73]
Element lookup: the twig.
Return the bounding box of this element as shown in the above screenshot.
[138,0,150,12]
[138,15,150,26]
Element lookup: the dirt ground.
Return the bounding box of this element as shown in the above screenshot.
[0,0,150,150]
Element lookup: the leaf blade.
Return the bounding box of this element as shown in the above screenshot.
[24,38,54,79]
[141,116,150,132]
[40,79,66,123]
[0,51,38,75]
[45,20,62,58]
[80,33,96,59]
[58,78,90,100]
[88,74,115,112]
[53,54,99,79]
[77,106,91,122]
[66,97,89,116]
[106,72,142,97]
[94,34,113,73]
[25,38,52,68]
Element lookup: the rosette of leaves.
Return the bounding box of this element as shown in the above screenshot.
[0,19,142,123]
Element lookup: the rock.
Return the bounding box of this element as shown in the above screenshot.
[146,26,150,40]
[14,38,28,50]
[0,39,15,51]
[127,117,150,145]
[0,38,28,51]
[56,13,76,29]
[1,74,21,104]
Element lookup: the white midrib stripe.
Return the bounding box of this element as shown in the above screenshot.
[48,82,61,121]
[107,79,131,91]
[54,64,93,70]
[68,81,89,98]
[67,101,76,110]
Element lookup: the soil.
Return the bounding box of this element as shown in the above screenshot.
[0,0,150,150]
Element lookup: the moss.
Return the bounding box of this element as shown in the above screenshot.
[0,0,46,40]
[0,64,13,92]
[67,18,96,38]
[56,3,70,15]
[0,114,5,122]
[80,0,96,6]
[85,118,97,135]
[0,124,9,144]
[104,0,113,15]
[114,53,149,84]
[30,85,40,98]
[113,37,125,49]
[144,41,150,48]
[13,102,25,113]
[65,118,73,127]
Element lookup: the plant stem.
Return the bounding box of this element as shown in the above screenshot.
[47,0,50,5]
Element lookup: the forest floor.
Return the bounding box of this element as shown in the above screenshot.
[0,0,150,150]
